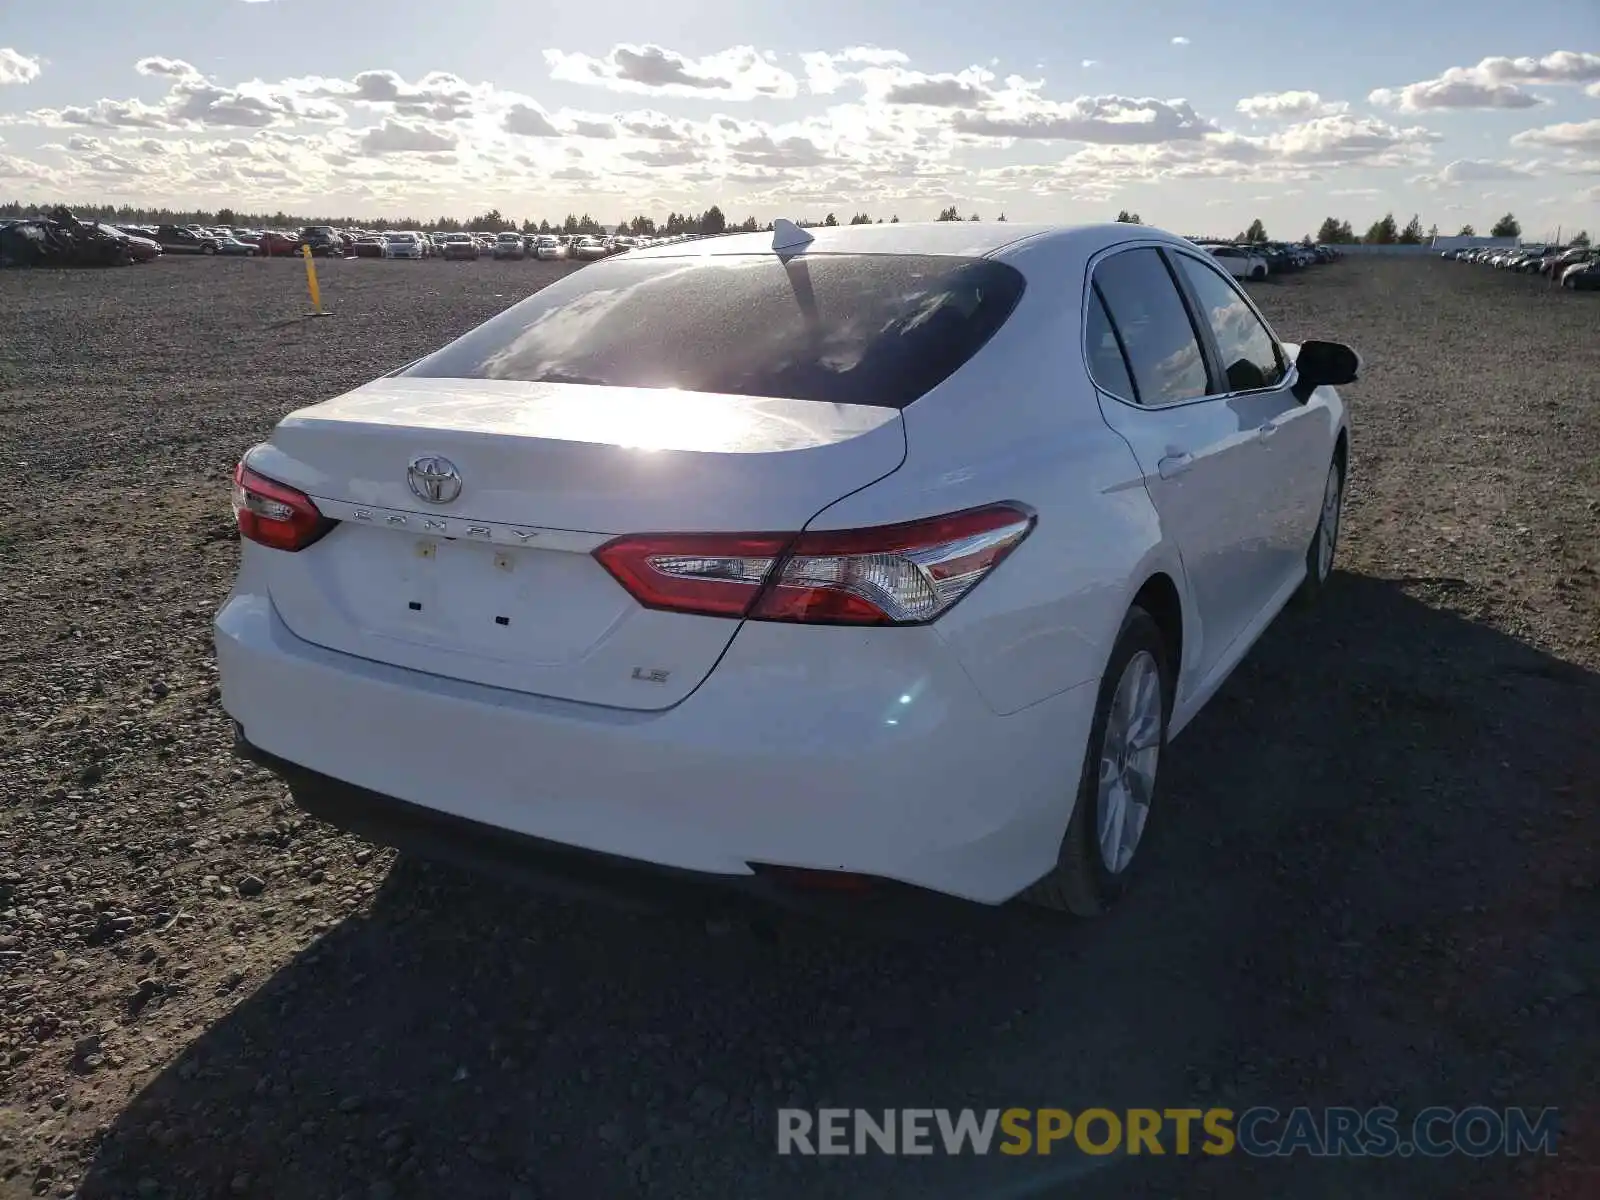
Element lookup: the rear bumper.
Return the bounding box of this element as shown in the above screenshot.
[234,728,1020,932]
[216,590,1097,906]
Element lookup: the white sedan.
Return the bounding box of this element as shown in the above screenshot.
[1198,243,1270,281]
[569,236,610,260]
[216,220,1356,917]
[384,232,426,260]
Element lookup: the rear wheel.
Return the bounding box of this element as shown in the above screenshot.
[201,244,216,256]
[1250,266,1267,281]
[1025,608,1170,916]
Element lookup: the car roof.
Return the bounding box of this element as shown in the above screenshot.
[620,221,1192,265]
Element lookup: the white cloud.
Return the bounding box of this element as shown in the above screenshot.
[26,60,347,130]
[1081,59,1099,69]
[1236,91,1346,120]
[1171,37,1190,46]
[1589,81,1600,98]
[1512,117,1600,152]
[1272,113,1441,166]
[0,47,43,86]
[1477,51,1600,85]
[1370,72,1543,112]
[545,43,798,99]
[292,70,485,121]
[1412,158,1538,187]
[503,102,560,137]
[615,110,698,141]
[3,43,1583,223]
[359,119,457,155]
[135,57,202,80]
[876,68,997,108]
[800,47,909,94]
[568,116,618,139]
[1371,51,1600,112]
[952,94,1216,143]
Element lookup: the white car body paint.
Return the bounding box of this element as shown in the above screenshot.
[216,222,1348,904]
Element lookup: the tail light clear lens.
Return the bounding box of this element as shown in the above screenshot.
[231,460,335,552]
[593,504,1033,625]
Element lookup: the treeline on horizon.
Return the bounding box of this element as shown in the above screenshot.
[2,200,1582,247]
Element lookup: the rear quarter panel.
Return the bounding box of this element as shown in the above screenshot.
[801,236,1187,716]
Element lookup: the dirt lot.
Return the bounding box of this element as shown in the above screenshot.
[1,254,1596,1200]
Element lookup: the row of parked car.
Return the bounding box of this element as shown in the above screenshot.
[1193,240,1341,281]
[105,221,700,262]
[1443,243,1598,289]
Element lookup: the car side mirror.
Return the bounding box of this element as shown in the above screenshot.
[1293,340,1360,400]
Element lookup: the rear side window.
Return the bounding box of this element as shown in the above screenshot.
[403,254,1026,409]
[1092,248,1209,406]
[1084,288,1136,402]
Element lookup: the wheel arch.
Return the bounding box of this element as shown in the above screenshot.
[1130,572,1184,697]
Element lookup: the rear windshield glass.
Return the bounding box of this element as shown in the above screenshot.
[402,253,1026,408]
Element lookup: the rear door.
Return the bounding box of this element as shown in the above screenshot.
[1167,249,1326,596]
[1087,246,1268,684]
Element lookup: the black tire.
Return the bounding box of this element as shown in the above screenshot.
[1250,267,1267,281]
[1293,454,1345,609]
[1024,607,1171,916]
[201,244,216,256]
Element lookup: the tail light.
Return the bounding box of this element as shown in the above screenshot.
[231,460,335,552]
[593,503,1033,625]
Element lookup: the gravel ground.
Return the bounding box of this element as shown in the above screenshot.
[0,255,1596,1200]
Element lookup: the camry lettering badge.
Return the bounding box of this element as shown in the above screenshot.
[424,519,446,531]
[354,509,373,522]
[467,525,491,538]
[407,455,463,505]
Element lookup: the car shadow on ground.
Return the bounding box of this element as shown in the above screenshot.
[77,572,1599,1200]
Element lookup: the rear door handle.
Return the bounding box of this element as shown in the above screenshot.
[1157,452,1194,480]
[1257,420,1280,441]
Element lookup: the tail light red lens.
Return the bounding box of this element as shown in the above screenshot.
[231,461,334,552]
[591,532,792,618]
[593,503,1033,625]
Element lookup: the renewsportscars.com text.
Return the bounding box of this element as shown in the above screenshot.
[777,1106,1560,1158]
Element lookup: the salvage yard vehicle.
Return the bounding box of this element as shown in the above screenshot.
[154,224,219,255]
[214,235,258,257]
[216,220,1357,919]
[96,223,161,262]
[493,231,527,260]
[1561,255,1600,290]
[1197,242,1269,281]
[440,232,481,260]
[532,234,565,260]
[384,232,427,260]
[298,226,345,257]
[255,230,301,256]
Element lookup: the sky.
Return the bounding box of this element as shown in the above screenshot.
[1,0,1597,238]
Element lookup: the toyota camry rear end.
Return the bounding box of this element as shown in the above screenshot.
[215,223,1156,913]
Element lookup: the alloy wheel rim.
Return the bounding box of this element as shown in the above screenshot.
[1317,465,1342,581]
[1096,650,1163,875]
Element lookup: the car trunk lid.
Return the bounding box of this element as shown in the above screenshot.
[252,376,905,710]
